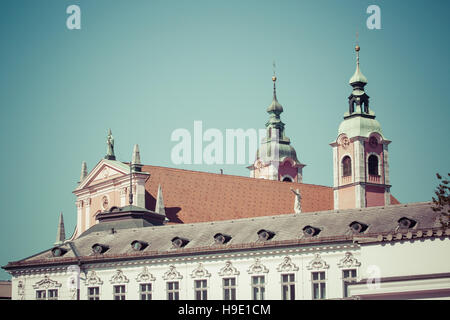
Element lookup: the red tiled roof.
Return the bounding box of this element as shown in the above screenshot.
[390,195,400,205]
[142,165,334,224]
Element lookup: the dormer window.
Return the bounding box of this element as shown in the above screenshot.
[92,243,109,254]
[257,229,275,241]
[171,237,189,248]
[349,221,369,233]
[398,217,417,229]
[131,240,148,251]
[214,233,232,245]
[303,225,320,237]
[51,247,67,257]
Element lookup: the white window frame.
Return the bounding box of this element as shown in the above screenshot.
[281,273,296,300]
[311,271,327,300]
[139,283,153,301]
[87,286,100,300]
[113,284,126,300]
[342,269,358,298]
[222,277,237,300]
[251,275,266,300]
[166,281,180,300]
[194,279,208,300]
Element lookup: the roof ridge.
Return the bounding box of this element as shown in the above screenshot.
[140,164,332,189]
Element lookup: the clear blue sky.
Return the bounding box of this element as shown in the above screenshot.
[0,0,449,279]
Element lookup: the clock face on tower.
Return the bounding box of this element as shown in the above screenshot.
[342,137,350,149]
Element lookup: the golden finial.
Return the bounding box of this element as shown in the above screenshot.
[355,32,360,65]
[355,31,360,52]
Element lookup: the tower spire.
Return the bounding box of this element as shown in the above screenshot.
[248,68,306,183]
[54,212,66,246]
[132,144,142,172]
[267,64,283,116]
[155,184,166,216]
[349,42,367,86]
[272,60,277,100]
[79,161,88,183]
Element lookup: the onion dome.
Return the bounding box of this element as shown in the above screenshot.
[349,45,368,85]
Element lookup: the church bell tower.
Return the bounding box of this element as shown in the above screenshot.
[330,44,392,210]
[248,72,306,182]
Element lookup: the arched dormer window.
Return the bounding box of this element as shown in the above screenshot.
[368,155,379,176]
[282,176,293,182]
[342,156,352,177]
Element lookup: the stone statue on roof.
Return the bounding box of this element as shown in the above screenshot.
[105,129,116,160]
[291,188,302,214]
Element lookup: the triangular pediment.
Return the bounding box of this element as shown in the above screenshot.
[74,159,130,191]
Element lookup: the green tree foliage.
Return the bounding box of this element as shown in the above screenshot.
[431,173,450,228]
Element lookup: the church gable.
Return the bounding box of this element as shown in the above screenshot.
[75,160,130,191]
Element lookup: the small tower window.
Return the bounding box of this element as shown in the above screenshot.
[342,156,352,177]
[368,155,379,176]
[362,101,369,113]
[349,101,355,114]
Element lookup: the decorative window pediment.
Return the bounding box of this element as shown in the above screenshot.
[247,258,269,274]
[136,266,156,283]
[277,256,299,272]
[337,252,361,269]
[190,263,211,279]
[32,276,62,289]
[110,269,129,284]
[306,253,330,270]
[85,270,103,286]
[163,265,183,280]
[218,261,240,277]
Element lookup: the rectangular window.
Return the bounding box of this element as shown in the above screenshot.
[281,274,295,300]
[36,290,46,300]
[251,276,265,300]
[113,285,126,300]
[140,283,152,300]
[194,280,208,300]
[312,271,326,300]
[87,287,100,300]
[47,289,58,300]
[343,269,357,298]
[223,277,236,300]
[167,281,179,300]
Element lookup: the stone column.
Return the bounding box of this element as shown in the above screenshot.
[85,198,91,231]
[76,200,83,237]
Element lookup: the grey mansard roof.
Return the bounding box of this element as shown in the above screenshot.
[3,202,449,271]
